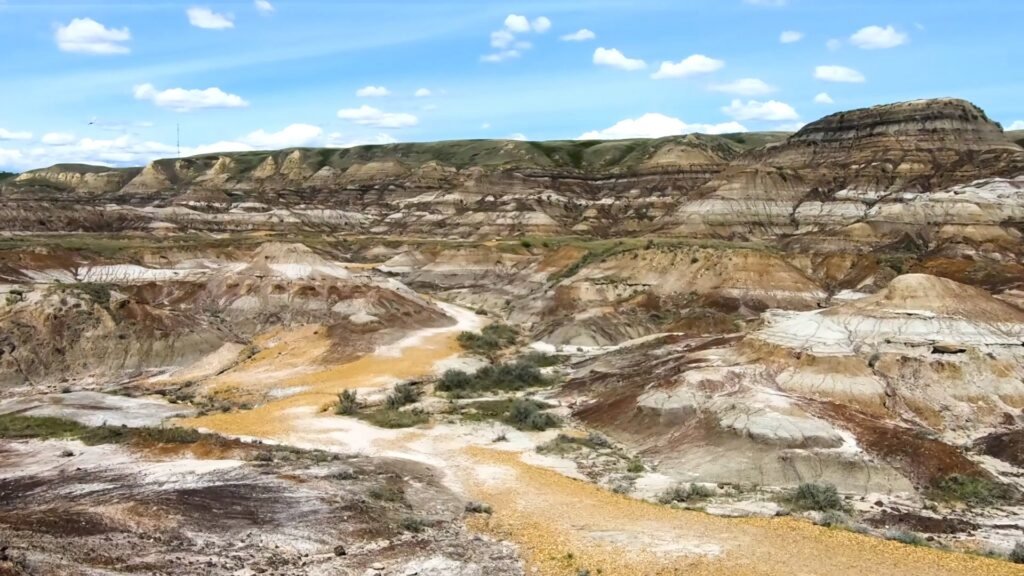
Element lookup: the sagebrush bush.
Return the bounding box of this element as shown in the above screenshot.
[790,483,844,511]
[335,390,359,415]
[506,399,560,431]
[385,383,420,409]
[658,483,714,504]
[437,361,546,396]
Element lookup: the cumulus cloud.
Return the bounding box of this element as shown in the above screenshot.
[780,30,803,43]
[561,28,595,42]
[814,92,834,104]
[483,14,550,62]
[722,99,799,121]
[356,85,390,97]
[709,78,775,96]
[507,133,528,141]
[133,84,249,111]
[337,105,419,128]
[850,25,907,49]
[187,7,234,30]
[55,18,131,55]
[254,0,274,13]
[814,65,866,83]
[504,14,531,33]
[651,54,724,79]
[579,113,746,140]
[593,47,646,71]
[244,124,324,148]
[0,129,32,141]
[414,88,432,97]
[1008,121,1024,131]
[41,133,76,145]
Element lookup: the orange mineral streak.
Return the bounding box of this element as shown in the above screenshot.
[183,322,1024,576]
[181,326,463,438]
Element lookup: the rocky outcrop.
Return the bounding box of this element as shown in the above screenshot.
[667,99,1024,240]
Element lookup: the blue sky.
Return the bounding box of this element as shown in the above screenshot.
[0,0,1022,170]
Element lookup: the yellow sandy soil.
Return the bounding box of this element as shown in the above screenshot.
[182,321,1024,576]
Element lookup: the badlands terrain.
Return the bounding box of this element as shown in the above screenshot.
[3,98,1024,575]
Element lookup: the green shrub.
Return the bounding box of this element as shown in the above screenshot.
[436,361,546,397]
[399,516,428,533]
[658,484,714,504]
[929,474,1015,506]
[457,323,520,356]
[335,390,359,415]
[506,398,560,431]
[626,458,644,473]
[789,483,844,512]
[385,383,421,409]
[520,351,561,368]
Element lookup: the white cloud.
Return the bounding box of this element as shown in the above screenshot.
[484,14,550,62]
[709,78,775,96]
[55,18,131,55]
[41,132,76,145]
[651,54,724,79]
[326,132,398,148]
[593,47,646,71]
[1008,121,1024,131]
[244,124,323,148]
[481,50,520,63]
[850,25,908,49]
[491,29,515,49]
[826,38,842,51]
[504,14,531,33]
[561,28,596,42]
[579,113,746,140]
[780,30,803,43]
[187,7,234,30]
[481,123,492,130]
[414,88,432,98]
[814,65,866,83]
[254,0,274,13]
[814,92,834,104]
[507,133,528,141]
[356,85,390,97]
[722,99,799,121]
[133,83,249,111]
[337,105,418,128]
[0,129,32,141]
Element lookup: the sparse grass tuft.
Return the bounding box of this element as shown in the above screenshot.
[658,483,715,505]
[385,383,421,409]
[358,408,429,429]
[885,529,927,547]
[0,415,200,446]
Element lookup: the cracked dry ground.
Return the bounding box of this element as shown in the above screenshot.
[183,317,1024,576]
